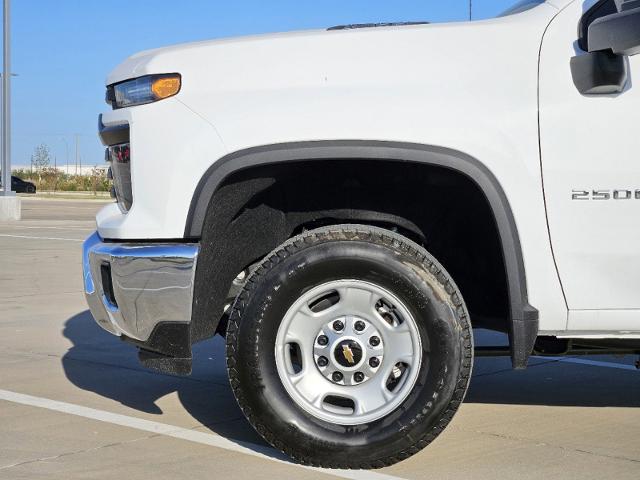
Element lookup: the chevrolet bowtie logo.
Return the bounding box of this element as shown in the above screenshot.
[342,345,355,364]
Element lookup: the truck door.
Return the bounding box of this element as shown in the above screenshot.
[539,0,640,331]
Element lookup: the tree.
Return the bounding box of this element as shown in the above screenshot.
[31,143,51,171]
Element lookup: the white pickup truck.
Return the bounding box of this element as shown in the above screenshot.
[83,0,640,468]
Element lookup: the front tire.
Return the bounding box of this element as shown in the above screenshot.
[226,225,472,468]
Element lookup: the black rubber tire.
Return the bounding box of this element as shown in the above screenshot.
[27,185,36,194]
[226,225,473,469]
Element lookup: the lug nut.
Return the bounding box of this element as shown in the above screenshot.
[332,371,344,382]
[369,336,381,347]
[369,357,380,368]
[317,335,329,346]
[354,372,365,383]
[317,356,329,367]
[354,320,366,332]
[333,320,345,332]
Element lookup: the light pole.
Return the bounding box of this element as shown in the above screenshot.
[61,136,69,173]
[0,0,11,197]
[75,134,79,175]
[0,0,18,219]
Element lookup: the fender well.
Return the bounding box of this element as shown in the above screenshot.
[186,141,538,369]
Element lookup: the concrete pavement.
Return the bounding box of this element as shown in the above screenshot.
[0,197,639,479]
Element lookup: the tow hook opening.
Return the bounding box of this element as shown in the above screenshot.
[100,262,117,307]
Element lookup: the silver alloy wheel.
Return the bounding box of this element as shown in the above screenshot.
[275,279,423,425]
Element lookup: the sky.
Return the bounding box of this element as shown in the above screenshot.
[9,0,518,170]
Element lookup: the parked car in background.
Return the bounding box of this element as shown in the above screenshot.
[11,176,36,193]
[0,175,37,193]
[12,176,37,193]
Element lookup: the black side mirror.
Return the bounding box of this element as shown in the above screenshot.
[571,4,640,95]
[588,5,640,56]
[570,51,628,94]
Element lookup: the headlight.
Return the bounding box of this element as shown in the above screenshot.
[106,73,181,109]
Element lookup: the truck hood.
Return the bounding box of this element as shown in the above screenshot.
[105,1,558,86]
[106,28,336,85]
[106,2,562,110]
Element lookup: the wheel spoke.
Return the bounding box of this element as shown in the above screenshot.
[354,379,394,415]
[291,369,327,405]
[384,324,416,367]
[336,286,375,318]
[285,308,323,344]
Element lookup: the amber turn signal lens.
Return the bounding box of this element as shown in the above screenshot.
[109,74,182,108]
[151,76,181,99]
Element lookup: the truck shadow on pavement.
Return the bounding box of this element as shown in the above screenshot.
[61,311,640,450]
[61,310,266,447]
[466,355,640,407]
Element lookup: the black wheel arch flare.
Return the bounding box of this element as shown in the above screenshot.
[185,141,539,369]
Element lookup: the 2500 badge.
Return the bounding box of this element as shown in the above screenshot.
[572,189,640,200]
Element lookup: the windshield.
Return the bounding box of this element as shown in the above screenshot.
[499,0,546,17]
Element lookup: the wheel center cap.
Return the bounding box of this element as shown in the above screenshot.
[334,339,363,368]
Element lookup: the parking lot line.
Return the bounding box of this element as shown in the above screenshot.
[0,234,84,242]
[0,389,406,480]
[546,357,638,372]
[1,225,94,231]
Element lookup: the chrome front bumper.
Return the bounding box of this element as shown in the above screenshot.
[82,232,199,342]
